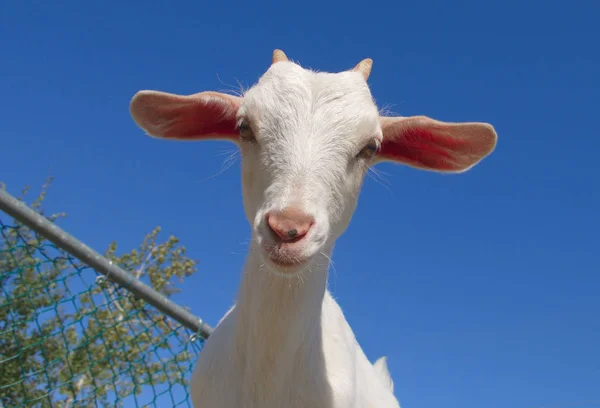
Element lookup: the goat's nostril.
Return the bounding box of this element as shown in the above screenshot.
[266,208,314,242]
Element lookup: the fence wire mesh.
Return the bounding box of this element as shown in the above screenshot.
[0,191,206,407]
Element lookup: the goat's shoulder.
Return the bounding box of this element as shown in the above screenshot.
[190,305,240,406]
[321,291,401,408]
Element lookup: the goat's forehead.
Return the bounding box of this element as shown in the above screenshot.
[241,62,378,127]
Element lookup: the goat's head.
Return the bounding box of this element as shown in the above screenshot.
[130,50,497,274]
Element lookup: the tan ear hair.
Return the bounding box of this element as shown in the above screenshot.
[352,58,373,81]
[272,49,289,64]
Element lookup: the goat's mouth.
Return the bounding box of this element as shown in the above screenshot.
[261,243,309,270]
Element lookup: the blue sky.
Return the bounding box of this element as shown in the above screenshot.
[2,0,599,407]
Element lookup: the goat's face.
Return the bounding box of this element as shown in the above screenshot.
[238,61,381,270]
[130,50,498,275]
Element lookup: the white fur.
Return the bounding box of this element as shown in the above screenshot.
[189,61,401,407]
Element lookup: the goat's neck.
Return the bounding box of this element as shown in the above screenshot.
[233,239,330,366]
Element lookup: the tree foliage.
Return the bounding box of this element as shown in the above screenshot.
[0,178,200,407]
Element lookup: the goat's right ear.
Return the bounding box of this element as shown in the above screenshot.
[129,90,241,142]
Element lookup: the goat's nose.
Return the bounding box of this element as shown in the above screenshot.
[266,207,315,242]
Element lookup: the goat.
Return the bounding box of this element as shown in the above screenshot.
[129,49,497,408]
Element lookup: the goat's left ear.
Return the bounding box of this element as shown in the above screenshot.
[377,115,498,173]
[129,90,241,142]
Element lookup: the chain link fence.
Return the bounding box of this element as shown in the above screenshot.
[0,188,211,407]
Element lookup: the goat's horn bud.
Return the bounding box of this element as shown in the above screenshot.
[352,58,373,81]
[272,49,289,64]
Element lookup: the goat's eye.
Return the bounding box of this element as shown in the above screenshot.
[357,140,379,160]
[238,120,255,142]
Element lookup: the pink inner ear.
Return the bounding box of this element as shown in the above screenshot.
[381,127,469,171]
[130,91,241,141]
[379,116,497,172]
[161,94,239,140]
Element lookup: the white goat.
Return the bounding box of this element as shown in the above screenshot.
[129,49,497,408]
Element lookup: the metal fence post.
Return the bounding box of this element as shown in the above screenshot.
[0,188,213,339]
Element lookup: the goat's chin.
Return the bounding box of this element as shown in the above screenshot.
[257,243,314,277]
[264,261,307,278]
